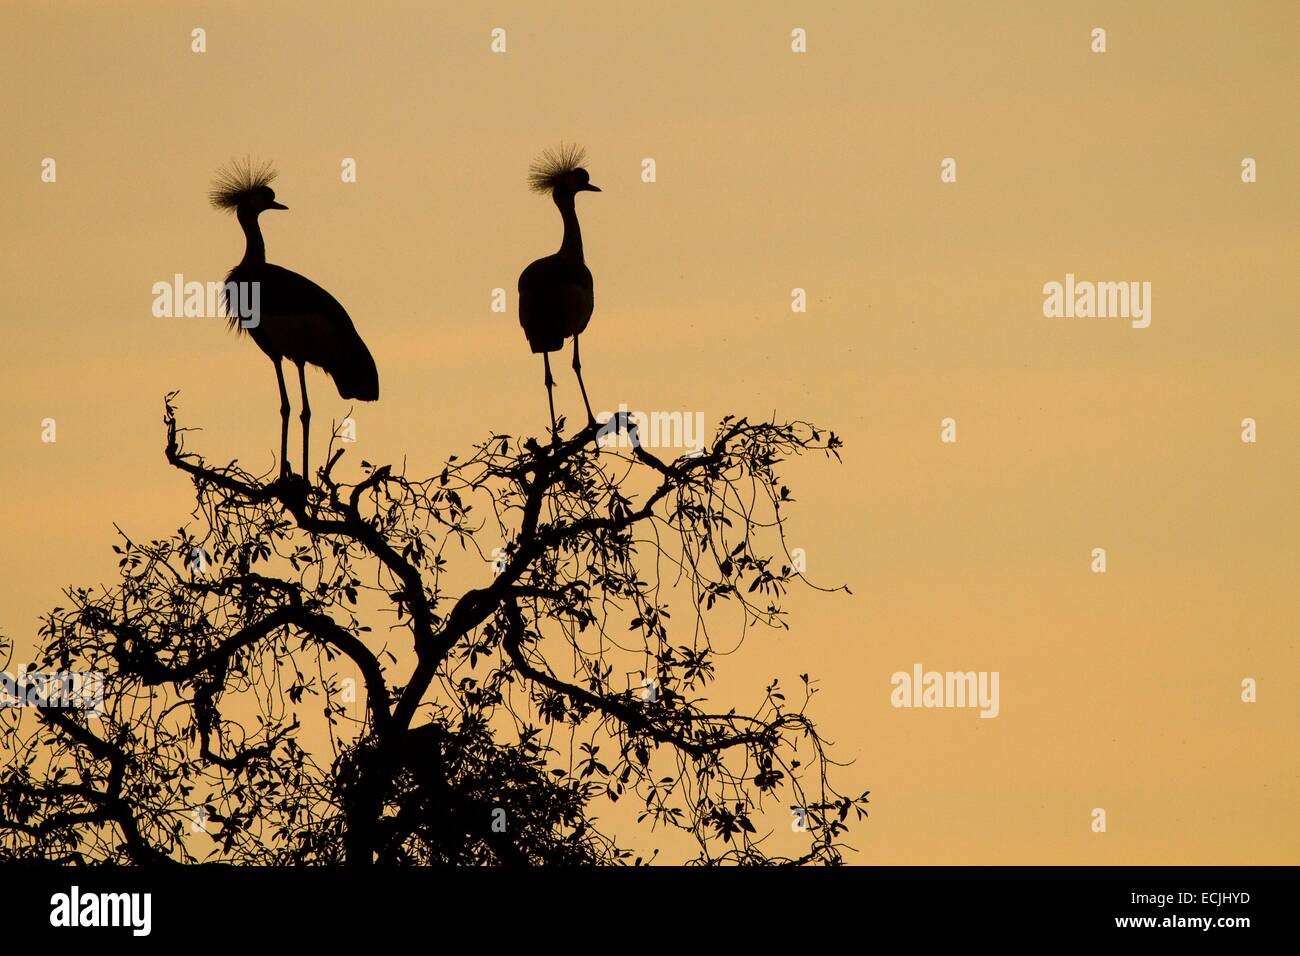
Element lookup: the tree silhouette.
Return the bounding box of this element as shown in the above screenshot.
[0,397,868,865]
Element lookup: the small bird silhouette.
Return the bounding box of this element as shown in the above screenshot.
[517,144,601,434]
[210,159,378,479]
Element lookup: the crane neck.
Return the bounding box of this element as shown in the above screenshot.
[236,207,267,266]
[554,193,584,262]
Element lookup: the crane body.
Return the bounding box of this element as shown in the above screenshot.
[211,159,378,478]
[517,144,601,433]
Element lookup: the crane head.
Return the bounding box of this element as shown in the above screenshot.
[528,143,601,196]
[567,167,601,194]
[210,158,289,213]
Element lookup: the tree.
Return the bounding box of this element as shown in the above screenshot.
[0,395,868,865]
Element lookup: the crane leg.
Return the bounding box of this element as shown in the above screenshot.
[275,358,291,478]
[572,335,595,425]
[543,352,558,437]
[297,361,311,480]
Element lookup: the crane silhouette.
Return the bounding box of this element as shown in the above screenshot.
[517,144,601,434]
[210,159,379,480]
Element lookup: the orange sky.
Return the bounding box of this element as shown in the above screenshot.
[1,0,1296,863]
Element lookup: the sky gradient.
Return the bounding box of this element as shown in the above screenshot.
[1,0,1296,863]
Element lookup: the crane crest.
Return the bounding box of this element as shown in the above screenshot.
[527,143,590,194]
[209,157,278,211]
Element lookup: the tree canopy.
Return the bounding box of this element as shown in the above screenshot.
[0,397,867,864]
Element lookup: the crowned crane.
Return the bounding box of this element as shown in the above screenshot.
[209,159,379,480]
[517,144,601,434]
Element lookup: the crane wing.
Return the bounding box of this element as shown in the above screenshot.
[229,263,379,401]
[518,256,594,353]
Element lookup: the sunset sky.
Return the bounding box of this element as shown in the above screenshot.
[1,0,1296,863]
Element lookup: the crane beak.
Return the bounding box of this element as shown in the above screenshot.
[269,201,289,210]
[580,183,601,193]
